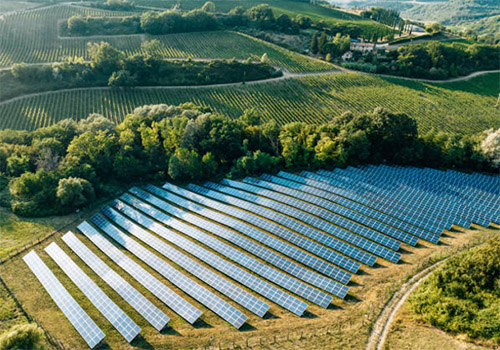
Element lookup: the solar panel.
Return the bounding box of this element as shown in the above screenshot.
[119,192,314,313]
[275,172,438,243]
[61,231,170,331]
[252,175,418,246]
[301,171,444,236]
[161,182,353,284]
[77,221,202,325]
[186,183,372,269]
[23,251,105,349]
[145,185,349,298]
[128,188,333,308]
[90,214,249,329]
[100,206,270,317]
[204,181,401,264]
[233,178,402,251]
[44,243,141,343]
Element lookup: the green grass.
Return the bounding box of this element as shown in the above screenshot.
[0,208,77,260]
[0,72,498,134]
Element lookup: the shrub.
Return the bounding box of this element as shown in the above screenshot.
[0,323,44,350]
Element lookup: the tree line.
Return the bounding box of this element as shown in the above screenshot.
[347,41,499,79]
[0,103,498,217]
[10,41,279,90]
[64,1,392,40]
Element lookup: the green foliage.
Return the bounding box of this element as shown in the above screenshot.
[56,177,95,208]
[0,102,496,217]
[0,323,44,350]
[409,238,500,341]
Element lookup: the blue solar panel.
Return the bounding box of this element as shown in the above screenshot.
[77,221,202,325]
[204,181,401,264]
[90,214,249,329]
[184,183,361,274]
[189,183,376,267]
[254,175,418,246]
[23,251,105,349]
[124,189,329,310]
[145,184,349,298]
[275,172,437,243]
[300,171,443,237]
[161,182,353,284]
[62,231,170,332]
[100,205,270,317]
[234,178,403,250]
[45,242,141,343]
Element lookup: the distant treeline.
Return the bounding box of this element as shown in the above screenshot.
[10,41,279,90]
[62,1,392,40]
[349,41,500,79]
[0,104,496,217]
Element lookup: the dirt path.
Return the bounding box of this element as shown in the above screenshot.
[366,260,447,350]
[370,69,500,83]
[0,69,341,106]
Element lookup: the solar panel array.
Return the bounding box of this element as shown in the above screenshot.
[44,242,141,343]
[23,251,105,349]
[61,231,170,332]
[22,165,499,348]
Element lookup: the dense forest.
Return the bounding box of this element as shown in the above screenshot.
[0,103,497,217]
[409,237,500,341]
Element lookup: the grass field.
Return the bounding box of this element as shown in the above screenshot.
[0,72,498,134]
[0,0,40,14]
[0,203,497,350]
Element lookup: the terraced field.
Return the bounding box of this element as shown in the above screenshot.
[1,72,498,134]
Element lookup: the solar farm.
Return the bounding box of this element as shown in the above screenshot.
[18,166,500,348]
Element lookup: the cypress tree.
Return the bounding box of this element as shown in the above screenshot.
[318,31,327,54]
[310,32,319,54]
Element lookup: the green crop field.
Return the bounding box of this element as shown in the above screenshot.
[1,72,498,134]
[0,5,333,72]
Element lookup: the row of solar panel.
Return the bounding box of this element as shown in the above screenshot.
[337,166,498,226]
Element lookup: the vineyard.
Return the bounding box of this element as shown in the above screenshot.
[0,4,333,72]
[1,72,498,134]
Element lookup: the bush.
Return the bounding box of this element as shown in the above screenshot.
[409,238,500,341]
[0,324,44,350]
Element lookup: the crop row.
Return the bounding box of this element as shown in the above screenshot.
[0,73,498,134]
[0,4,333,72]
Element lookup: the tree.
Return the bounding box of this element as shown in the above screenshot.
[0,324,44,350]
[67,16,87,34]
[318,31,327,54]
[276,14,292,32]
[481,128,500,168]
[87,42,124,75]
[108,69,136,87]
[296,15,312,29]
[168,148,202,180]
[310,32,319,54]
[6,155,30,177]
[56,177,95,208]
[201,1,215,12]
[77,114,114,134]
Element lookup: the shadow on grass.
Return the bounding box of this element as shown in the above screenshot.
[344,293,361,303]
[161,326,181,336]
[239,323,256,332]
[131,335,154,349]
[192,318,213,329]
[302,310,318,319]
[327,303,343,311]
[263,312,279,320]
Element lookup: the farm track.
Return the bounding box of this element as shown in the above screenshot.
[1,68,498,106]
[0,69,343,105]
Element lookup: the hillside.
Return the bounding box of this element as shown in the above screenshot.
[1,72,498,134]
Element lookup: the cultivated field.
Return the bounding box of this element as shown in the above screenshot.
[1,72,498,134]
[0,4,333,72]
